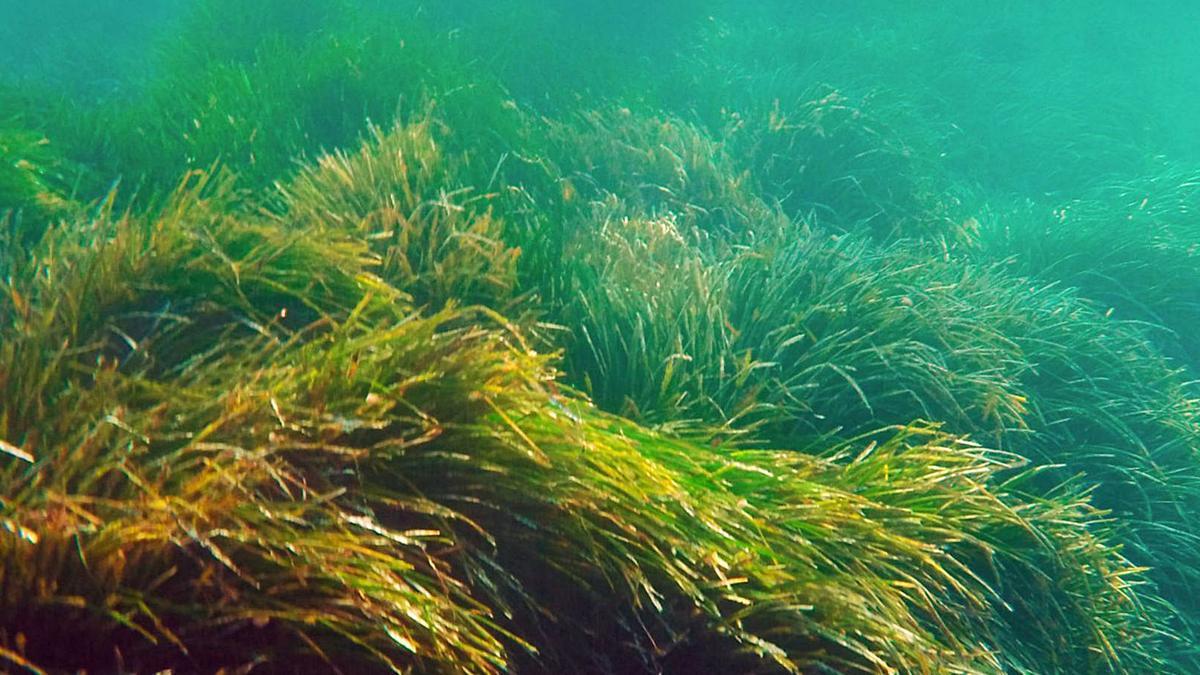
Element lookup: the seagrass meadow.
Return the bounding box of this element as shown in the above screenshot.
[2,1,1200,673]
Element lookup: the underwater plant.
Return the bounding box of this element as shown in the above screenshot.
[4,0,1200,671]
[551,206,1200,663]
[0,126,80,248]
[527,106,767,237]
[975,172,1200,372]
[0,170,1168,674]
[56,0,509,195]
[277,117,522,313]
[726,89,968,244]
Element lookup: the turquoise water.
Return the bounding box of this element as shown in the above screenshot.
[6,2,1200,191]
[3,2,1200,672]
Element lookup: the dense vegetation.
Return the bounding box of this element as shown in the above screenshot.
[2,1,1199,672]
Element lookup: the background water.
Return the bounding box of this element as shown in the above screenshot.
[4,1,1200,195]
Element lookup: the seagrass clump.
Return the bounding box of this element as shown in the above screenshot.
[0,173,1166,673]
